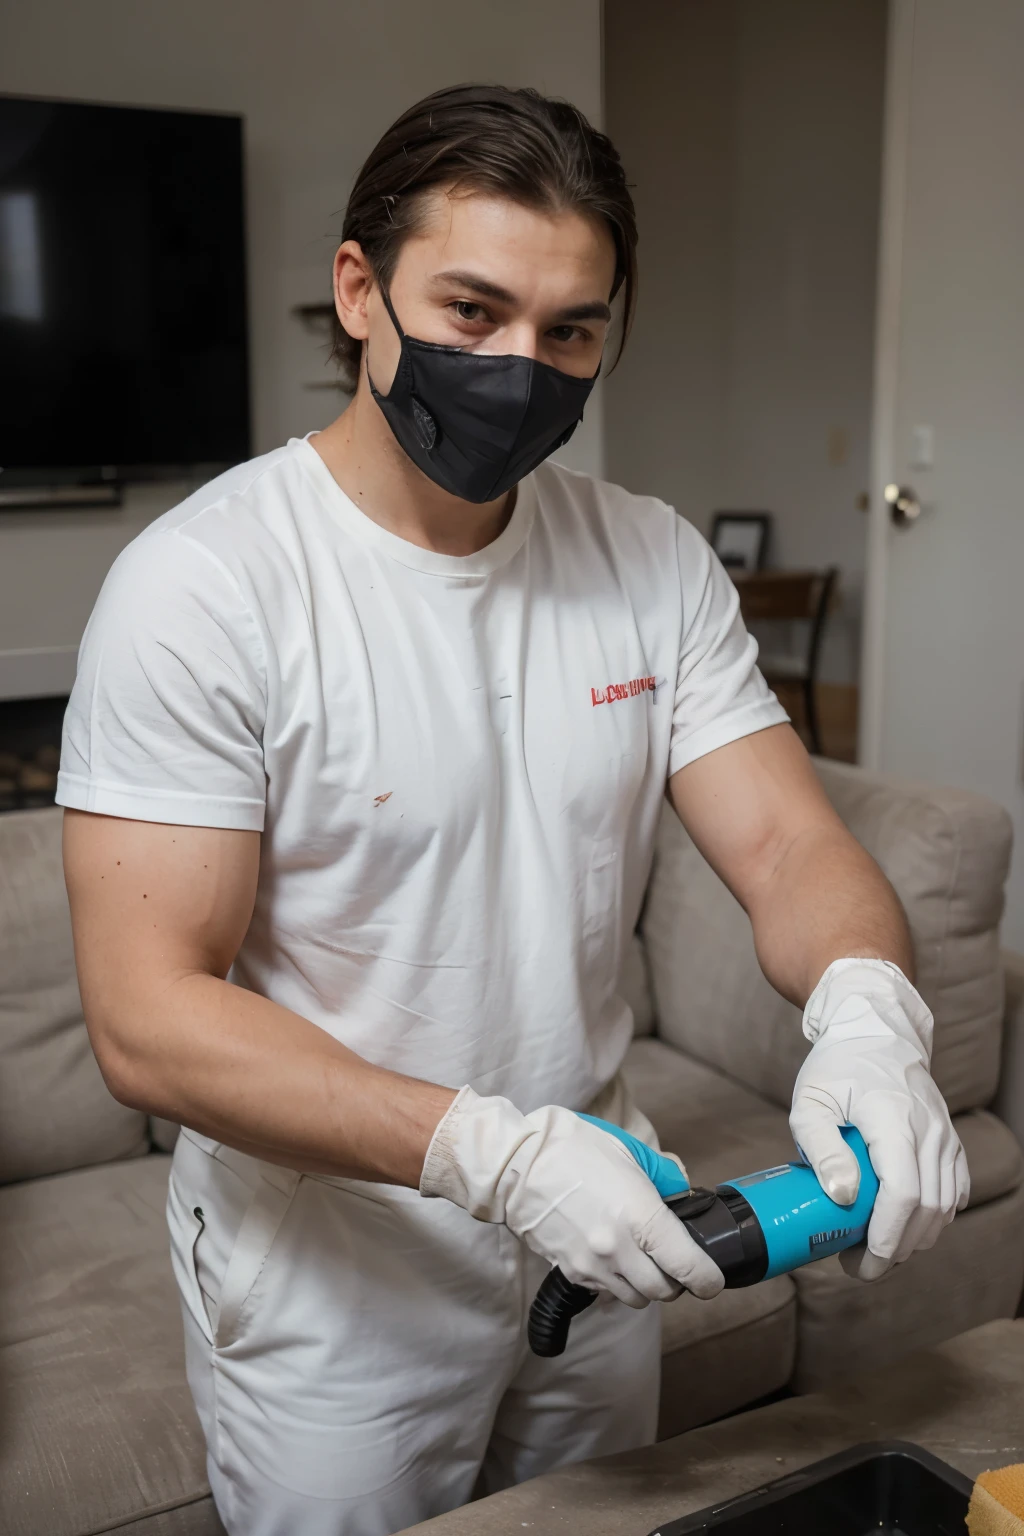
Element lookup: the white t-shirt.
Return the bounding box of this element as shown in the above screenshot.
[58,439,787,1113]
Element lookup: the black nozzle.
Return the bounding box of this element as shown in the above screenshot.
[666,1184,767,1288]
[526,1184,769,1357]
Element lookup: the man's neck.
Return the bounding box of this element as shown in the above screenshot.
[311,387,514,557]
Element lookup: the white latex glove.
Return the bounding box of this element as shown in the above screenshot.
[420,1086,724,1307]
[790,958,970,1282]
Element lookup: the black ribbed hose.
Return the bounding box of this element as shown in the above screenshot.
[526,1267,598,1356]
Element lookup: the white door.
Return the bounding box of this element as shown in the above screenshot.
[860,0,1024,946]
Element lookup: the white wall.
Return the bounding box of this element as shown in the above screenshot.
[604,0,886,684]
[603,3,736,529]
[0,0,603,698]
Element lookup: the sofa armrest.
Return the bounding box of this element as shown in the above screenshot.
[993,950,1024,1151]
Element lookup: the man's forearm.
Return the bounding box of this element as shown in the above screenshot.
[745,820,914,1007]
[93,971,456,1186]
[63,810,456,1186]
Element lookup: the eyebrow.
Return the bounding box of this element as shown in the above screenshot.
[430,269,612,325]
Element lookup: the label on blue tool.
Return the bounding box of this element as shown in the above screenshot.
[808,1226,855,1259]
[731,1165,791,1188]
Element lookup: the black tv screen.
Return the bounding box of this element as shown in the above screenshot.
[0,95,250,484]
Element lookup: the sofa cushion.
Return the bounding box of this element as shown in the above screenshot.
[792,1180,1024,1392]
[0,807,150,1183]
[641,760,1011,1115]
[0,1153,217,1536]
[624,1038,1023,1213]
[953,1107,1024,1206]
[624,1038,797,1186]
[658,1276,796,1440]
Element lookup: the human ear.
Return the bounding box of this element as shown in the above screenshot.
[333,240,374,343]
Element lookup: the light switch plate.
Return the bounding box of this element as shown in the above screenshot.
[911,424,934,469]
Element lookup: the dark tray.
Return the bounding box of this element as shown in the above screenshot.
[648,1441,973,1535]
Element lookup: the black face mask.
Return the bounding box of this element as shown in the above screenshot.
[367,289,598,504]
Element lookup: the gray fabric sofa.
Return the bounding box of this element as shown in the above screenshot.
[2,757,1023,1534]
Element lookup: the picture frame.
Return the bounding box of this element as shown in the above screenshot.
[710,511,772,573]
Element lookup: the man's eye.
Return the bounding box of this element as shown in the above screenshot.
[454,300,486,322]
[549,325,585,344]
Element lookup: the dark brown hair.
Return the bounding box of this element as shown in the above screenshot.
[334,83,637,387]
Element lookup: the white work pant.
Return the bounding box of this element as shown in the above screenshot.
[167,1127,661,1536]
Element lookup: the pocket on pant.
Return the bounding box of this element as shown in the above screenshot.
[167,1166,217,1348]
[213,1165,302,1350]
[169,1131,302,1353]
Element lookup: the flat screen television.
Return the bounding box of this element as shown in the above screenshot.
[0,94,250,497]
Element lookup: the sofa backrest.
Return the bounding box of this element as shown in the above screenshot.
[641,758,1011,1116]
[0,807,151,1183]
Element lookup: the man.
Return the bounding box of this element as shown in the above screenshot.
[59,85,967,1536]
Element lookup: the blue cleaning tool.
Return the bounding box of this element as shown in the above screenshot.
[528,1125,879,1356]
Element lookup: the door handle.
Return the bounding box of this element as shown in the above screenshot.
[884,483,922,527]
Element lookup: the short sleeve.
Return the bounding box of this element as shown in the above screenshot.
[57,528,268,830]
[668,518,789,778]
